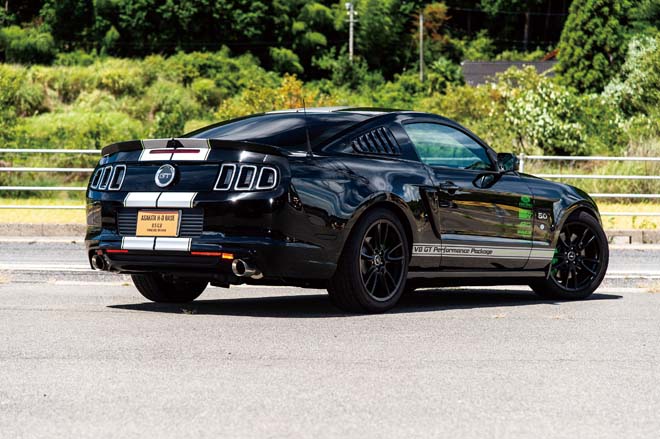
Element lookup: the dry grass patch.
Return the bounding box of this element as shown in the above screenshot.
[0,198,85,224]
[641,281,660,293]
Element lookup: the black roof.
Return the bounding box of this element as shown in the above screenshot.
[184,108,391,151]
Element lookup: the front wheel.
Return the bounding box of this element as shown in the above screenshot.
[131,273,207,303]
[530,211,608,300]
[328,208,409,313]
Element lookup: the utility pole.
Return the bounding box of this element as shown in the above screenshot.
[345,2,356,62]
[419,11,424,82]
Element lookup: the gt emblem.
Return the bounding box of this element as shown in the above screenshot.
[155,164,176,188]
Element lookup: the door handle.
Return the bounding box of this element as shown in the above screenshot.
[439,181,460,194]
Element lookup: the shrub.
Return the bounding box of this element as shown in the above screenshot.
[313,49,378,89]
[73,90,120,113]
[161,49,273,94]
[270,47,304,75]
[30,65,97,103]
[191,78,223,108]
[426,56,463,93]
[215,74,335,120]
[96,60,147,96]
[604,35,660,117]
[0,64,45,116]
[494,48,548,61]
[0,26,56,65]
[454,30,495,61]
[498,67,585,155]
[420,83,514,151]
[146,80,201,137]
[54,50,98,66]
[11,110,144,152]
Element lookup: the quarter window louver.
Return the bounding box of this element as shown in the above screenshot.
[351,127,401,156]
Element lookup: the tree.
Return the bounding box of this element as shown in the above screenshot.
[556,0,633,93]
[354,0,425,78]
[40,0,95,49]
[479,0,544,51]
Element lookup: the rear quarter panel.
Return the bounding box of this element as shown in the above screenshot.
[288,155,434,265]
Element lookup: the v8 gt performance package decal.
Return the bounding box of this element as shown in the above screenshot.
[412,244,554,261]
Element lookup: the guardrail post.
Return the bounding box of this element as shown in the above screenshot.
[518,153,525,173]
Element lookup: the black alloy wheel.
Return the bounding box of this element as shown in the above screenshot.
[359,220,406,302]
[328,208,409,313]
[551,221,601,290]
[530,211,608,300]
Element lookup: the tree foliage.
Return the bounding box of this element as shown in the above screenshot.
[0,25,56,64]
[556,0,633,93]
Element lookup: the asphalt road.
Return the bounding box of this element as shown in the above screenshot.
[1,239,660,438]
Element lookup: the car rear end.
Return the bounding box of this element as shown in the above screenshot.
[85,138,334,285]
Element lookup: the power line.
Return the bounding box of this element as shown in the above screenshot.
[448,6,569,17]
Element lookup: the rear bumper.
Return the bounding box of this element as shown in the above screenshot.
[85,230,336,282]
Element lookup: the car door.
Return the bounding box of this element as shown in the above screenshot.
[403,122,533,270]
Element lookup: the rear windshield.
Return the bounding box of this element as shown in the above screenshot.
[184,112,372,150]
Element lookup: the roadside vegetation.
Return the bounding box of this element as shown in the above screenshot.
[1,0,659,224]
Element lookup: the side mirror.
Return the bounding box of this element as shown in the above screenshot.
[497,152,519,173]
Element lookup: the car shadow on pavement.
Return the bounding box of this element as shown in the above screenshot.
[108,288,622,318]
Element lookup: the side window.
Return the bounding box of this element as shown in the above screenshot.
[404,123,492,170]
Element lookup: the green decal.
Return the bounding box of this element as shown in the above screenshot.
[518,209,532,219]
[518,221,532,228]
[516,228,532,237]
[519,195,533,209]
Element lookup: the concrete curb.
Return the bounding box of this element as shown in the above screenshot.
[607,229,660,245]
[0,223,86,237]
[0,223,658,244]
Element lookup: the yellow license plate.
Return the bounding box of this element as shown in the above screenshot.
[136,210,180,237]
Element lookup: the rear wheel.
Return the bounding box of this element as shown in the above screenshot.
[328,208,409,313]
[131,273,207,303]
[530,211,608,300]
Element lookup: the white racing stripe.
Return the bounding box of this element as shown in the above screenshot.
[156,192,197,208]
[171,148,211,161]
[121,237,192,251]
[124,192,160,208]
[138,138,211,162]
[153,238,192,251]
[139,149,172,161]
[122,237,155,250]
[122,192,197,208]
[529,248,555,260]
[413,243,554,261]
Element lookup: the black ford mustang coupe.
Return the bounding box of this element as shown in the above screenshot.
[86,108,609,313]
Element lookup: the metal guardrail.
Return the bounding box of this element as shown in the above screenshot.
[0,149,659,216]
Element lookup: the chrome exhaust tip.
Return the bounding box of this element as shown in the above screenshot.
[91,255,106,271]
[231,259,262,279]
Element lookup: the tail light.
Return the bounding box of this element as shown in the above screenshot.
[214,163,278,191]
[90,164,126,191]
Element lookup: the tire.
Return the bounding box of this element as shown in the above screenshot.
[530,211,609,300]
[131,273,207,303]
[328,207,409,313]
